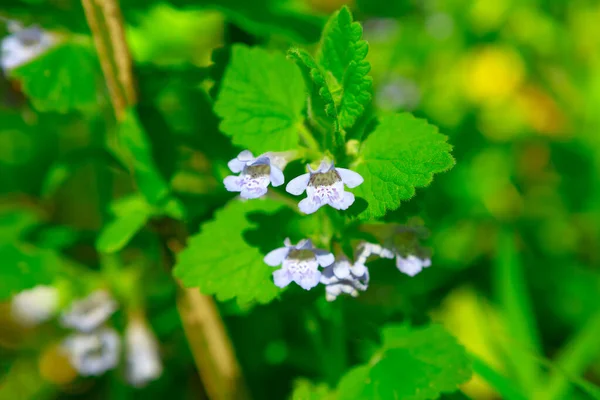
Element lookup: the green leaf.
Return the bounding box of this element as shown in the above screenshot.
[95,211,149,254]
[336,324,472,400]
[470,355,527,400]
[0,245,60,300]
[116,110,170,204]
[214,44,305,154]
[10,39,101,113]
[173,198,284,306]
[316,6,372,130]
[494,230,541,391]
[287,47,343,150]
[352,113,455,220]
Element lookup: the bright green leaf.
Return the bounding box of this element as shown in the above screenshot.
[0,209,39,244]
[10,39,101,113]
[0,244,60,300]
[336,324,472,400]
[95,211,149,254]
[316,6,372,130]
[117,110,170,204]
[214,44,305,154]
[173,198,284,306]
[352,113,455,220]
[287,47,343,150]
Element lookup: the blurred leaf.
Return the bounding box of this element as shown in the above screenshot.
[0,244,60,300]
[117,110,170,204]
[173,198,284,306]
[336,324,472,400]
[470,355,527,400]
[95,210,149,253]
[213,44,305,154]
[352,113,455,220]
[541,311,600,400]
[10,39,101,113]
[0,208,39,243]
[494,230,541,391]
[316,6,371,131]
[290,379,335,400]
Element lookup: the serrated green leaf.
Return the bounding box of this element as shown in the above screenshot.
[287,47,344,151]
[95,210,149,254]
[214,44,305,154]
[10,39,101,113]
[0,244,60,300]
[316,6,372,130]
[173,198,284,306]
[117,110,170,204]
[336,324,472,400]
[352,113,455,220]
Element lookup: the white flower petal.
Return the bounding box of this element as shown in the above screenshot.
[296,270,321,290]
[333,261,351,279]
[263,247,289,266]
[11,285,58,326]
[422,258,432,268]
[286,173,311,195]
[237,150,254,161]
[396,255,424,277]
[227,158,246,173]
[273,269,293,288]
[298,197,322,214]
[351,263,367,277]
[315,251,335,268]
[330,191,355,210]
[269,166,285,187]
[240,186,268,199]
[223,175,243,192]
[317,160,332,173]
[336,168,364,188]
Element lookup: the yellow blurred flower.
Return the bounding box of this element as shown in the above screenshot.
[463,46,525,104]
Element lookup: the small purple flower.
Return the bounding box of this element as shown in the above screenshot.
[320,258,369,302]
[286,161,364,214]
[396,255,431,277]
[264,238,334,290]
[223,150,285,199]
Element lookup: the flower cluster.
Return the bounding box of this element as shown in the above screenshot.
[224,151,363,214]
[224,149,433,300]
[9,287,163,386]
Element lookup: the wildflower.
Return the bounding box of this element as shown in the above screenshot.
[396,254,431,277]
[286,161,364,214]
[264,238,334,290]
[320,258,369,301]
[61,328,120,377]
[11,285,58,326]
[355,242,395,265]
[223,150,285,199]
[60,290,117,332]
[125,318,162,387]
[1,23,56,73]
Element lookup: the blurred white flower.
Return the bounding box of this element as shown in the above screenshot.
[396,254,432,277]
[11,285,59,326]
[61,327,121,376]
[60,290,117,332]
[1,23,56,73]
[125,318,163,387]
[320,258,369,302]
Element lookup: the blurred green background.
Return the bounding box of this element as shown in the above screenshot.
[1,0,600,399]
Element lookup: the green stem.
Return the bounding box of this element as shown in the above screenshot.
[298,122,321,153]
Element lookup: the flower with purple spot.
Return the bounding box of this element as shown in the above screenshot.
[223,150,285,199]
[264,238,334,290]
[396,254,431,277]
[320,258,369,302]
[286,161,363,214]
